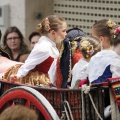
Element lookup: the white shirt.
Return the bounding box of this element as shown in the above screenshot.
[17,36,59,78]
[71,58,88,88]
[86,50,120,83]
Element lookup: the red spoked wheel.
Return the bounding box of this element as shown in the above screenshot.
[0,86,60,120]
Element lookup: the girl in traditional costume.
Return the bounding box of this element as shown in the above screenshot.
[49,28,86,88]
[87,27,120,84]
[7,15,67,86]
[87,26,120,120]
[71,36,101,88]
[87,19,119,84]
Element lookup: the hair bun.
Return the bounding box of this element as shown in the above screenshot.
[81,40,89,48]
[43,18,51,32]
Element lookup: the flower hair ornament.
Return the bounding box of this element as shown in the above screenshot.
[43,18,51,32]
[113,27,120,39]
[107,19,116,29]
[37,23,42,30]
[81,40,94,58]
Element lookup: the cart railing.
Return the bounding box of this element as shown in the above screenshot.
[0,80,109,120]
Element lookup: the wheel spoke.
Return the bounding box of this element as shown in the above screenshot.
[25,99,30,107]
[11,101,15,106]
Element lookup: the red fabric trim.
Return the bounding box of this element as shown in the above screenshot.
[72,49,83,67]
[31,56,54,73]
[56,59,63,88]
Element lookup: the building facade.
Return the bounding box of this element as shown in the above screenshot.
[0,0,120,45]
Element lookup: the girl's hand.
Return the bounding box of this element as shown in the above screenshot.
[67,85,71,89]
[10,75,20,83]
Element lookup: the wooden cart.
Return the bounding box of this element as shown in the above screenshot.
[0,79,112,120]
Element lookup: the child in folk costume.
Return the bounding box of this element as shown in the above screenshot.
[7,15,67,86]
[87,27,120,120]
[88,19,119,84]
[70,19,117,88]
[92,19,118,106]
[71,36,101,88]
[87,27,120,84]
[91,20,120,120]
[49,28,86,88]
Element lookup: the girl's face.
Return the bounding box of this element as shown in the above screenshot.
[6,32,21,51]
[54,22,67,43]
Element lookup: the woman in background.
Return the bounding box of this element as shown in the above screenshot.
[20,31,40,63]
[2,26,30,62]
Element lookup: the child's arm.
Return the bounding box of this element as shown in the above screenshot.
[17,44,49,78]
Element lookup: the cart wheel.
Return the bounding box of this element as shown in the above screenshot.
[0,86,60,120]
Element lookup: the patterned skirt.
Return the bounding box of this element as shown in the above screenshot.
[4,64,51,86]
